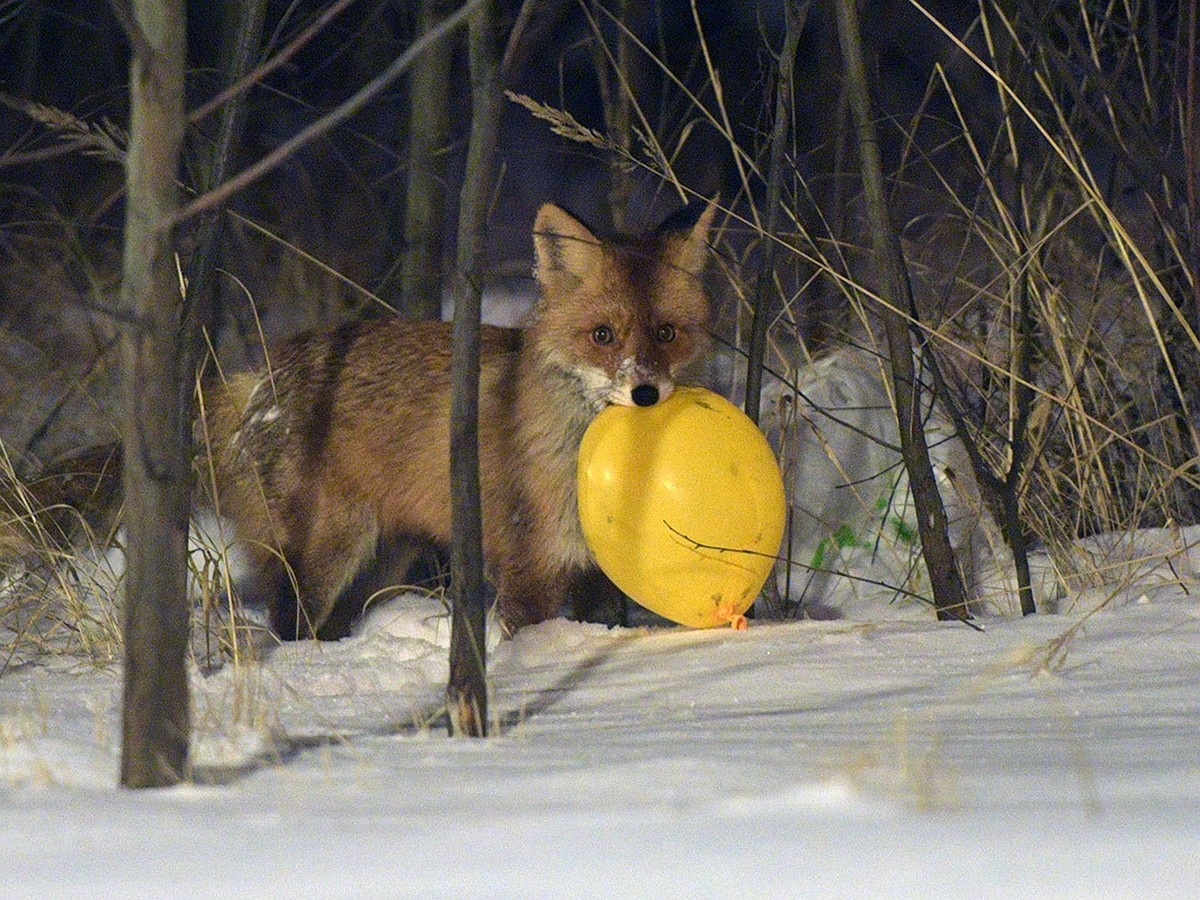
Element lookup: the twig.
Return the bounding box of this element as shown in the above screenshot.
[168,0,481,228]
[662,521,984,630]
[744,0,806,425]
[188,0,360,125]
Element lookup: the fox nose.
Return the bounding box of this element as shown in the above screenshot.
[631,384,660,407]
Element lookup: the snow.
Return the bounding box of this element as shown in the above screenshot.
[4,345,1200,894]
[3,552,1200,897]
[3,337,1199,896]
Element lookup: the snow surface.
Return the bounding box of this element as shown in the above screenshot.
[3,546,1200,898]
[4,347,1200,895]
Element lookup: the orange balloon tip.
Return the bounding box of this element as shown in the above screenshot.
[716,602,749,630]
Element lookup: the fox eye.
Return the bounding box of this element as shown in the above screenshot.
[591,325,615,346]
[655,323,676,343]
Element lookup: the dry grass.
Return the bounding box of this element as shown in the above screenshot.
[0,435,270,674]
[506,0,1200,622]
[0,446,123,671]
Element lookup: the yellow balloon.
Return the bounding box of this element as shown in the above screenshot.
[577,386,786,628]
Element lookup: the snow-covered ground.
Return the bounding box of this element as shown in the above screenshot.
[3,545,1200,897]
[4,345,1199,896]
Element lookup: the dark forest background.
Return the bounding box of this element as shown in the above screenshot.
[2,0,1199,575]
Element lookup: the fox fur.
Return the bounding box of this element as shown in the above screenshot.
[201,200,717,638]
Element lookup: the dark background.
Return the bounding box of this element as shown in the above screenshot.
[1,0,1196,537]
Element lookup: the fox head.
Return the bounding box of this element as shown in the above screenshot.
[530,199,717,411]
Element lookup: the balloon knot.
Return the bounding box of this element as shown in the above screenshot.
[716,601,749,630]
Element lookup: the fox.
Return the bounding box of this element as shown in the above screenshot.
[201,199,718,639]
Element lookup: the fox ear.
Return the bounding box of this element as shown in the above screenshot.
[662,196,718,278]
[534,204,602,285]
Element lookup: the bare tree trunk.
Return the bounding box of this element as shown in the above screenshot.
[446,0,536,737]
[831,0,968,621]
[447,0,504,738]
[597,0,635,231]
[119,0,190,788]
[183,0,267,376]
[744,0,805,425]
[400,0,457,320]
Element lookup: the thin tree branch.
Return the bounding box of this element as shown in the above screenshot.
[662,522,984,630]
[744,0,806,425]
[187,0,359,125]
[179,0,268,410]
[168,0,481,228]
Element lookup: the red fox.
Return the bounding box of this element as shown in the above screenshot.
[202,200,717,639]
